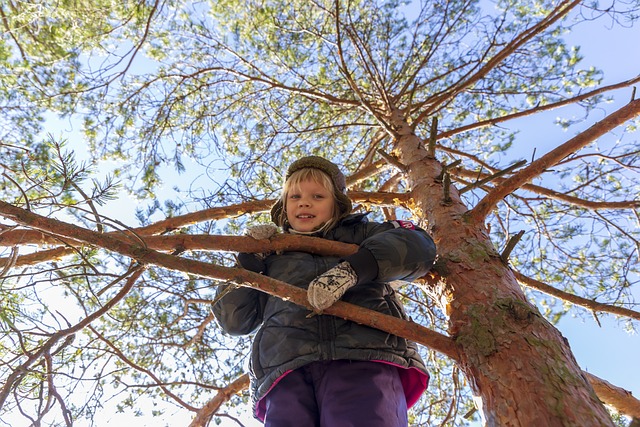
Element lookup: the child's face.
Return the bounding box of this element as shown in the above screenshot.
[285,178,336,232]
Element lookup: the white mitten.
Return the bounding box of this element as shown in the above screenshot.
[245,224,279,240]
[307,262,358,311]
[245,224,279,260]
[388,280,409,290]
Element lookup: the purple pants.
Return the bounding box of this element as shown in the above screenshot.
[263,360,408,427]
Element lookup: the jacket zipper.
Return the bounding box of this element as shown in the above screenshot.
[317,257,336,359]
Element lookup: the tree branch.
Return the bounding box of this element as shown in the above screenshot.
[188,374,250,427]
[513,270,640,322]
[586,372,640,419]
[437,74,640,140]
[0,247,75,268]
[0,191,410,253]
[450,166,640,210]
[135,199,274,235]
[468,98,640,222]
[0,200,459,361]
[88,325,197,411]
[0,264,145,409]
[333,0,398,138]
[346,159,390,187]
[132,191,407,236]
[414,0,581,125]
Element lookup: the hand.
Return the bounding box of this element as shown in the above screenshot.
[245,224,279,260]
[388,280,409,290]
[245,224,279,240]
[307,262,358,311]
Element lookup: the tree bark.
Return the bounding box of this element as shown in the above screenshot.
[189,374,250,427]
[394,131,615,426]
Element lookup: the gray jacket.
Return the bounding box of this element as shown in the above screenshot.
[212,214,437,419]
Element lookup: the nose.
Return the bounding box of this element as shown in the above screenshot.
[297,197,311,207]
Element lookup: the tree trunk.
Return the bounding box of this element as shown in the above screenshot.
[393,129,614,426]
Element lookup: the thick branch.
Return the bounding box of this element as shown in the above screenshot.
[349,190,410,206]
[0,192,409,251]
[586,372,640,419]
[469,98,640,222]
[123,191,407,236]
[0,200,458,360]
[0,247,76,268]
[347,159,390,187]
[142,234,359,257]
[0,227,60,246]
[135,199,274,235]
[0,234,356,267]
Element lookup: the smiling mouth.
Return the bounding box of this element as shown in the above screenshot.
[297,214,315,219]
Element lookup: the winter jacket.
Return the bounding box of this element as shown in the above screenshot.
[212,213,437,420]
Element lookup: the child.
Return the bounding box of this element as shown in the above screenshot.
[212,156,437,427]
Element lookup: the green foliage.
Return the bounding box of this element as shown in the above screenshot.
[1,0,639,425]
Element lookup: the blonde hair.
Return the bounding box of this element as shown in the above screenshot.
[279,168,341,234]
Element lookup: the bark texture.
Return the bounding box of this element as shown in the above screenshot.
[394,130,614,426]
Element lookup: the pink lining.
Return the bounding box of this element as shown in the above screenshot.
[372,360,430,408]
[255,369,293,421]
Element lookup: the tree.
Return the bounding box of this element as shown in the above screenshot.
[1,0,639,425]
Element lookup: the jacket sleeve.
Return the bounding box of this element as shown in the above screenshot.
[211,254,268,336]
[344,221,436,284]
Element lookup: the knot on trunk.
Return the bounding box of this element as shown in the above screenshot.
[496,298,540,323]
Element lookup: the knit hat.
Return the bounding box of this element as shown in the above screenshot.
[270,156,353,227]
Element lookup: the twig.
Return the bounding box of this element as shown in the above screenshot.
[437,159,462,182]
[376,149,406,172]
[428,117,438,158]
[500,230,525,263]
[460,160,527,194]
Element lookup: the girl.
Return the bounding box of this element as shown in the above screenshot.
[213,156,437,427]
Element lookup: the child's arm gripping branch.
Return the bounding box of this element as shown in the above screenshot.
[212,249,270,336]
[307,220,436,311]
[354,222,436,283]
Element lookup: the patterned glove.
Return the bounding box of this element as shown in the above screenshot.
[245,224,279,240]
[388,280,409,290]
[307,262,358,311]
[245,224,279,260]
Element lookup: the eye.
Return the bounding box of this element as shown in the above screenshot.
[313,194,325,199]
[288,193,300,199]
